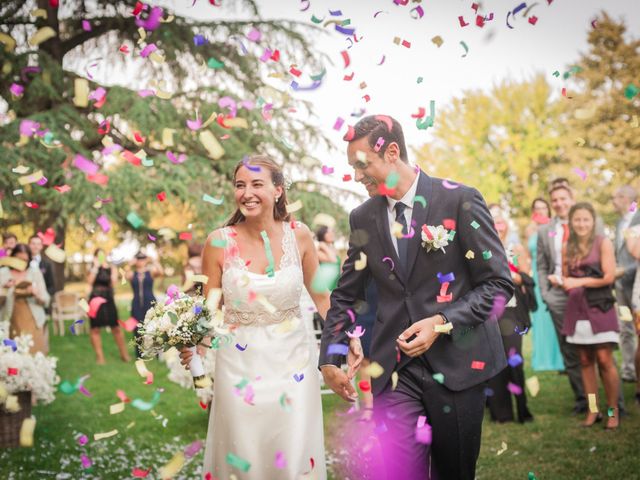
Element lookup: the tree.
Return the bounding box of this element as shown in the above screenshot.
[0,0,350,256]
[562,11,640,224]
[414,74,564,220]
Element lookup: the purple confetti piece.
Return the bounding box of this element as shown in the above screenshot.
[9,83,24,97]
[77,434,88,446]
[137,89,155,97]
[193,34,208,46]
[327,343,349,356]
[335,25,356,36]
[512,2,527,16]
[573,167,587,180]
[329,9,343,16]
[218,96,237,117]
[81,454,92,469]
[415,418,432,444]
[235,343,248,351]
[82,20,91,32]
[514,326,529,336]
[489,294,507,319]
[96,215,111,233]
[73,154,100,176]
[333,117,345,130]
[148,234,157,241]
[79,385,92,397]
[20,66,41,82]
[3,338,17,351]
[139,43,158,58]
[508,353,523,368]
[290,80,323,91]
[70,319,84,335]
[184,440,203,458]
[19,119,39,137]
[246,27,262,42]
[88,87,106,101]
[166,151,187,164]
[483,387,494,397]
[135,6,163,31]
[293,373,304,382]
[259,48,273,62]
[507,382,523,395]
[437,272,456,283]
[37,176,48,186]
[243,156,261,172]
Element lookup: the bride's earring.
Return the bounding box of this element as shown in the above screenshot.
[275,196,280,202]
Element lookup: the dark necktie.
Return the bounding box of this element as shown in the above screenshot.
[394,202,409,271]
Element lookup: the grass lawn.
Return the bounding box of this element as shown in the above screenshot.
[2,302,638,479]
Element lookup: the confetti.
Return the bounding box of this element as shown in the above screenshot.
[94,429,118,441]
[226,452,251,472]
[159,452,185,478]
[525,376,540,397]
[507,382,522,395]
[354,252,367,271]
[496,441,508,455]
[19,418,36,447]
[327,343,349,356]
[471,360,485,370]
[460,41,469,57]
[588,393,598,413]
[275,452,287,469]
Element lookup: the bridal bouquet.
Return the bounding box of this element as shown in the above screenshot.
[0,325,59,407]
[135,293,215,388]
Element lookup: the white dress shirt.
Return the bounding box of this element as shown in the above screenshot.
[386,171,420,256]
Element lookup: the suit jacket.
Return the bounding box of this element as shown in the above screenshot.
[38,257,56,297]
[319,172,514,395]
[615,211,640,291]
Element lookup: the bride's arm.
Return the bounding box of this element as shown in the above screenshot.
[296,224,330,320]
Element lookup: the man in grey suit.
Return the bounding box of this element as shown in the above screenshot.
[613,185,640,383]
[537,184,587,413]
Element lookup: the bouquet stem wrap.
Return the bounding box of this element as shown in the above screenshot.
[188,345,206,387]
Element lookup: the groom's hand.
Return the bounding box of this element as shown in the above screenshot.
[347,337,364,379]
[396,314,445,357]
[321,365,359,403]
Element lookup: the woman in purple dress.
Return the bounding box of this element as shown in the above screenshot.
[561,202,620,429]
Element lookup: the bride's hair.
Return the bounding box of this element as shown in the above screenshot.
[224,155,291,226]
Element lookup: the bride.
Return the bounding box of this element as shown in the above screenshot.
[180,155,363,479]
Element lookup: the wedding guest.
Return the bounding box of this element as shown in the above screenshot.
[612,186,640,383]
[526,198,564,372]
[0,244,50,354]
[2,232,17,256]
[88,248,130,364]
[127,251,163,358]
[561,202,620,429]
[487,210,535,423]
[183,242,204,296]
[28,235,56,302]
[537,184,587,414]
[624,222,640,404]
[311,225,341,331]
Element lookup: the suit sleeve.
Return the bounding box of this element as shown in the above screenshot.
[43,261,56,297]
[536,227,552,301]
[318,210,370,368]
[438,187,514,331]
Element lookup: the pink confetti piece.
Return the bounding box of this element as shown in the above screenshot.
[77,434,88,446]
[321,165,334,175]
[346,308,356,323]
[471,360,485,370]
[166,151,187,164]
[73,154,100,176]
[411,5,424,18]
[374,136,385,152]
[88,297,107,319]
[139,43,158,58]
[184,440,203,458]
[346,325,366,338]
[341,50,350,68]
[79,385,92,397]
[9,83,24,97]
[82,20,91,31]
[19,119,39,137]
[247,28,262,42]
[186,116,202,130]
[144,372,154,385]
[382,256,395,270]
[81,454,92,469]
[458,15,469,27]
[132,467,151,478]
[135,6,163,31]
[507,382,523,395]
[377,55,386,65]
[259,48,273,62]
[275,452,287,469]
[147,234,156,241]
[218,96,238,117]
[333,117,345,130]
[573,167,587,180]
[37,176,48,186]
[96,214,111,233]
[442,179,459,189]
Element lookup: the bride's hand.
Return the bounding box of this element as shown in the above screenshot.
[179,346,192,370]
[347,337,364,379]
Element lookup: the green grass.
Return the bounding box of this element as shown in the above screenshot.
[2,309,638,479]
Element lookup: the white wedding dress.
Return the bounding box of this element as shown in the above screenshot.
[203,222,326,480]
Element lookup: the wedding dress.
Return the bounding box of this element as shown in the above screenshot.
[203,222,326,480]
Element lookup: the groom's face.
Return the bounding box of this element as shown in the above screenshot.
[347,136,392,198]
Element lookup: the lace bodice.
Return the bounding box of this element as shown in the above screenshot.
[221,222,304,326]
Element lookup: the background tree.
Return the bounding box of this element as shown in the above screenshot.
[414,74,564,220]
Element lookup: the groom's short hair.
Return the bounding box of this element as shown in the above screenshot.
[350,115,409,163]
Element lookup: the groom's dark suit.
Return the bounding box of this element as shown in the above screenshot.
[320,171,514,479]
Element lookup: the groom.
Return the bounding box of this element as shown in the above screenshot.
[319,115,514,480]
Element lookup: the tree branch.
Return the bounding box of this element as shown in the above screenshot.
[60,16,130,56]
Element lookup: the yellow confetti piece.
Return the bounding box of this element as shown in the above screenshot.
[199,130,225,159]
[160,14,175,23]
[94,429,118,441]
[224,117,249,129]
[30,8,48,19]
[19,417,36,447]
[434,322,453,334]
[149,51,165,64]
[18,170,44,186]
[44,244,66,263]
[73,78,89,108]
[525,376,540,397]
[195,376,212,389]
[431,35,444,47]
[0,32,17,52]
[0,382,7,402]
[110,402,125,415]
[191,274,209,284]
[496,441,508,456]
[0,257,28,271]
[576,137,586,146]
[286,200,303,214]
[29,27,56,46]
[465,250,475,260]
[126,421,136,430]
[363,361,384,379]
[162,128,175,147]
[137,27,146,44]
[354,252,367,271]
[618,306,633,322]
[78,298,89,313]
[135,360,151,378]
[391,221,404,239]
[588,393,598,413]
[5,395,20,413]
[391,371,399,390]
[11,165,30,174]
[158,452,185,479]
[312,213,336,229]
[631,115,639,128]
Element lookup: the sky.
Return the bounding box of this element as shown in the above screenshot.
[162,0,640,203]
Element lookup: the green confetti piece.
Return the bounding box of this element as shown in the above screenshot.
[470,220,480,229]
[413,195,427,208]
[416,100,436,130]
[482,250,492,260]
[417,76,423,84]
[385,172,400,188]
[528,472,538,480]
[131,390,162,411]
[624,83,639,100]
[43,131,55,144]
[260,230,276,277]
[309,68,327,81]
[432,373,445,384]
[607,407,616,417]
[311,14,324,24]
[279,393,292,412]
[447,230,456,241]
[311,262,340,294]
[207,57,225,69]
[341,19,351,26]
[226,453,251,472]
[234,378,249,390]
[126,212,144,229]
[552,70,560,77]
[202,193,224,205]
[141,157,154,167]
[211,238,227,248]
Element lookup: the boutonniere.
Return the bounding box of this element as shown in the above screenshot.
[421,224,450,253]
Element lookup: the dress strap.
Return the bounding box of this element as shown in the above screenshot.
[280,222,302,270]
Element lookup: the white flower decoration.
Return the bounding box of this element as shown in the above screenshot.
[421,224,450,253]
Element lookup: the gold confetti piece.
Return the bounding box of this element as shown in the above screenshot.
[363,361,384,379]
[286,200,303,214]
[268,72,285,79]
[12,165,30,174]
[0,32,17,52]
[496,441,508,456]
[618,306,632,322]
[137,27,146,44]
[94,429,118,441]
[588,393,598,413]
[162,128,175,147]
[391,371,399,390]
[525,376,540,397]
[465,250,475,260]
[158,227,177,241]
[78,298,89,313]
[73,78,89,107]
[191,274,209,284]
[631,115,639,128]
[19,417,36,447]
[195,376,212,388]
[576,137,586,146]
[0,201,4,219]
[5,395,20,413]
[30,8,48,19]
[0,382,7,402]
[0,257,28,271]
[135,359,151,378]
[574,107,596,120]
[312,213,336,229]
[434,322,453,334]
[149,51,165,64]
[359,82,367,89]
[431,35,444,47]
[391,221,404,239]
[110,402,125,415]
[29,26,56,46]
[44,244,66,263]
[159,452,185,479]
[18,170,44,186]
[160,14,175,23]
[393,36,401,45]
[224,117,248,129]
[126,422,136,430]
[199,130,225,159]
[354,252,367,271]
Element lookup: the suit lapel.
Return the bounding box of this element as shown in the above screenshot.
[374,195,406,286]
[406,172,432,280]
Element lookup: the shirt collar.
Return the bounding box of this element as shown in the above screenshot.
[387,170,420,212]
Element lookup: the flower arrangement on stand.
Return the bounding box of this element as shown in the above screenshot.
[0,324,58,448]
